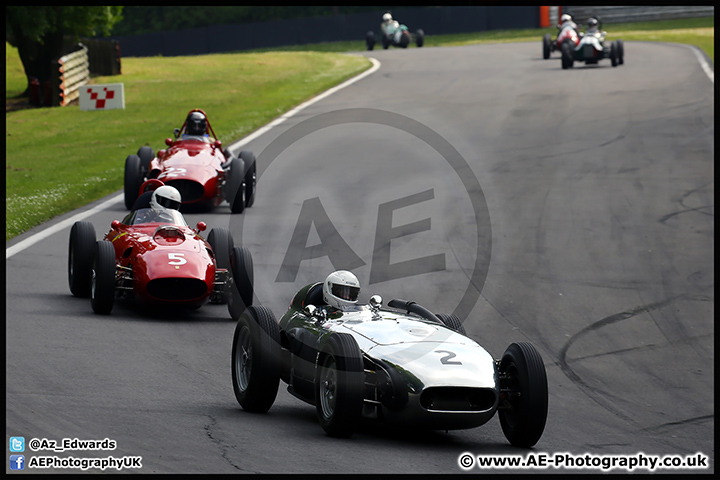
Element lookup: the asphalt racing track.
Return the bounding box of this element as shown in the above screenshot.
[6,41,714,474]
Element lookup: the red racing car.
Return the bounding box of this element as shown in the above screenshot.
[543,13,581,59]
[124,109,256,214]
[68,187,253,315]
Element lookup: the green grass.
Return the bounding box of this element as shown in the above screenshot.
[5,17,714,241]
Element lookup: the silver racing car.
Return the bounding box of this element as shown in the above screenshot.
[231,271,548,447]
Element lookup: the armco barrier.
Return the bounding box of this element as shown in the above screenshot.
[53,44,90,106]
[563,5,714,24]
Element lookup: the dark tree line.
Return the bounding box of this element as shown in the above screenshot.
[111,6,406,36]
[6,6,123,98]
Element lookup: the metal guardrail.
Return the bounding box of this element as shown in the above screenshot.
[564,5,714,24]
[55,44,90,106]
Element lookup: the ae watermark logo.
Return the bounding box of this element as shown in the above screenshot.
[230,108,491,321]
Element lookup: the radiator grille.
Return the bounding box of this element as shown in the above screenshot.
[420,387,496,412]
[146,278,207,301]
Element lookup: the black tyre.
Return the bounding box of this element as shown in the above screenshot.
[616,39,624,65]
[561,40,574,69]
[498,342,548,448]
[68,221,96,297]
[232,305,281,413]
[610,41,618,67]
[315,332,364,438]
[366,31,375,51]
[137,146,154,173]
[399,31,410,48]
[240,150,257,208]
[208,228,234,304]
[91,241,116,315]
[226,154,246,214]
[228,246,254,320]
[416,29,424,48]
[124,154,144,209]
[542,33,551,59]
[382,35,390,50]
[224,156,244,213]
[436,313,466,336]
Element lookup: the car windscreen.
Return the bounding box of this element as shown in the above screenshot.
[121,208,188,226]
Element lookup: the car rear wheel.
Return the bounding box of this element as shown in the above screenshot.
[498,342,548,448]
[616,39,624,65]
[561,40,574,69]
[415,29,424,48]
[228,246,254,319]
[436,313,466,335]
[232,305,281,412]
[91,241,116,315]
[208,228,234,304]
[366,30,375,51]
[137,146,154,173]
[68,221,96,297]
[542,33,551,59]
[316,332,364,438]
[124,154,144,209]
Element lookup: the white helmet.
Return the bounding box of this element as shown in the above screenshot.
[560,13,572,23]
[382,13,392,23]
[323,270,360,309]
[150,185,182,212]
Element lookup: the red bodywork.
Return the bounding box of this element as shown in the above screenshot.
[148,109,229,208]
[104,220,217,308]
[556,24,580,50]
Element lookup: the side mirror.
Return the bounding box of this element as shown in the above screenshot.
[196,221,207,232]
[157,149,166,160]
[173,128,180,139]
[165,138,173,146]
[214,139,222,149]
[305,304,327,322]
[369,295,383,309]
[111,220,121,229]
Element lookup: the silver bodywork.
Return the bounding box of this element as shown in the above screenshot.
[315,305,499,429]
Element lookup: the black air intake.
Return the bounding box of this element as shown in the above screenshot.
[165,179,204,203]
[420,387,496,412]
[146,278,207,301]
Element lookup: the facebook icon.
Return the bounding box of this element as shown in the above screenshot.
[10,455,25,470]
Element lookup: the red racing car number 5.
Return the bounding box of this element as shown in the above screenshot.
[168,253,187,265]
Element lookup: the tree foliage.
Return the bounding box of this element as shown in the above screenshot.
[112,6,402,36]
[6,6,123,97]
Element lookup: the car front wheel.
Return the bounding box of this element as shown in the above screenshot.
[91,241,116,315]
[315,332,364,438]
[68,221,96,297]
[497,342,548,448]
